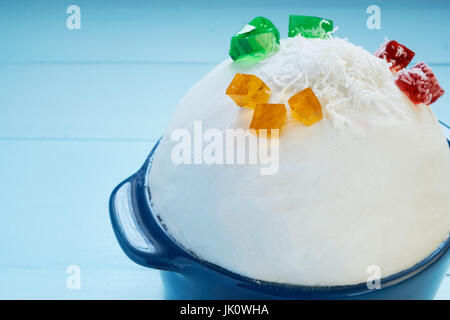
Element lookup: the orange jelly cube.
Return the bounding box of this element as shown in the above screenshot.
[288,87,323,126]
[226,73,271,109]
[249,103,287,136]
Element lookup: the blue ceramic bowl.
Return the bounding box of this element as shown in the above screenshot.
[110,125,450,300]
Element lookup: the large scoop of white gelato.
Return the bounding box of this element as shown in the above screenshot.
[147,37,450,286]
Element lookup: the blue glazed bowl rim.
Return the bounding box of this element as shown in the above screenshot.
[131,136,450,297]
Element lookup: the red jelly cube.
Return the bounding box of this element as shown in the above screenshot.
[375,40,415,72]
[395,62,445,105]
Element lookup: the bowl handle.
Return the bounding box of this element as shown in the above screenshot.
[109,169,182,272]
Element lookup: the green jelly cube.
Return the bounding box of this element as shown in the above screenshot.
[288,15,333,39]
[229,16,280,62]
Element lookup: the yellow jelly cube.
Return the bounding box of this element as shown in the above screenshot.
[288,87,323,126]
[226,73,271,109]
[249,103,287,136]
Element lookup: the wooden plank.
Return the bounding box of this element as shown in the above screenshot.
[0,140,153,268]
[0,63,212,139]
[435,274,450,300]
[0,267,163,299]
[0,137,164,299]
[1,64,449,140]
[0,1,449,63]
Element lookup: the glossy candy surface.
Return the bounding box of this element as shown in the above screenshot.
[288,15,333,39]
[229,17,280,62]
[288,87,323,126]
[395,62,445,105]
[226,73,271,109]
[375,40,415,72]
[249,103,287,135]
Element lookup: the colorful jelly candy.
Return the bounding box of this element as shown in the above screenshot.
[249,103,287,135]
[288,15,333,39]
[229,16,280,62]
[226,73,271,109]
[288,87,323,126]
[375,40,415,72]
[395,62,445,105]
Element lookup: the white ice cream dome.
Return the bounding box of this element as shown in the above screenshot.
[147,35,450,286]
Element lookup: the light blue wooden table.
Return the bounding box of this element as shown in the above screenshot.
[0,0,449,299]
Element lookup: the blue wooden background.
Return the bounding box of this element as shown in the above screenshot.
[0,0,449,299]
